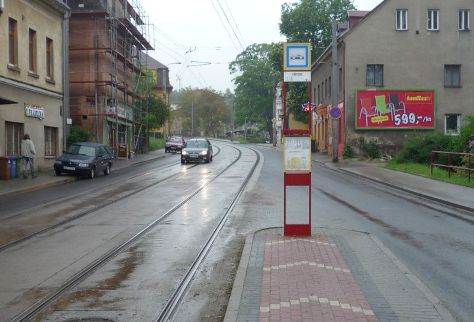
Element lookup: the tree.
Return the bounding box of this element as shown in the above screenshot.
[142,95,169,130]
[174,88,229,137]
[280,0,355,58]
[229,43,280,137]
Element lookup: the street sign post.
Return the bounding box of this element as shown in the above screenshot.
[282,42,312,237]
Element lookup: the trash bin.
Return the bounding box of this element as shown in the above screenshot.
[0,157,11,180]
[16,156,21,178]
[9,156,18,178]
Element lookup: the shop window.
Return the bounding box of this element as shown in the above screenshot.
[5,122,23,155]
[8,18,18,66]
[445,114,460,135]
[367,64,384,86]
[427,9,439,31]
[396,9,408,31]
[459,9,470,31]
[46,37,54,80]
[444,65,461,88]
[29,29,37,73]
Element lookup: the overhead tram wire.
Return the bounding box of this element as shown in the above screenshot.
[221,0,247,47]
[154,25,188,52]
[215,0,245,51]
[209,0,240,51]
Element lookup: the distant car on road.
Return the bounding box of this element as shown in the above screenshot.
[181,138,213,164]
[54,142,114,178]
[165,136,185,153]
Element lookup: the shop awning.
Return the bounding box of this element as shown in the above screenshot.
[0,96,17,105]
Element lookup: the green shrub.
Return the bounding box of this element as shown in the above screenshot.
[343,144,353,159]
[67,127,90,147]
[394,132,453,164]
[362,139,380,159]
[149,137,165,151]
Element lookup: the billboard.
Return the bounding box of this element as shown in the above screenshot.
[356,90,435,129]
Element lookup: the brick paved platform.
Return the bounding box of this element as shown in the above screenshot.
[225,228,454,322]
[259,235,377,322]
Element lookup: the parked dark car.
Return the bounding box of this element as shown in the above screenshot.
[181,138,213,164]
[54,142,114,178]
[165,136,185,153]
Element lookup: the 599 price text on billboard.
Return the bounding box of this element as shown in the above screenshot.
[356,90,435,129]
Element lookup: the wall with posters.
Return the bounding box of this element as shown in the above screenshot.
[356,90,435,130]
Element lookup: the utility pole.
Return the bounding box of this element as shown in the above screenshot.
[231,100,234,142]
[191,101,194,137]
[331,20,339,162]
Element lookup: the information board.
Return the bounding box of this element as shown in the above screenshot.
[284,136,311,172]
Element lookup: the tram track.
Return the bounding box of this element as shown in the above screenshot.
[0,146,221,253]
[11,143,257,322]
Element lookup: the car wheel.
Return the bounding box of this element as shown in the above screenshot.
[210,155,213,162]
[55,169,61,176]
[181,159,185,164]
[89,167,96,179]
[104,164,110,175]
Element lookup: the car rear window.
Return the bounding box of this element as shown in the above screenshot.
[170,137,183,142]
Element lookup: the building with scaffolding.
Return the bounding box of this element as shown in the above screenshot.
[65,0,153,157]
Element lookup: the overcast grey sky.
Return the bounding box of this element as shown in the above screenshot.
[140,0,383,93]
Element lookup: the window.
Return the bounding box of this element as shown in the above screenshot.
[366,64,384,86]
[427,9,439,31]
[44,126,58,156]
[444,65,461,87]
[324,79,328,99]
[46,37,54,79]
[459,9,470,31]
[445,114,460,135]
[8,18,18,65]
[317,85,320,103]
[5,122,23,156]
[29,29,37,73]
[396,9,408,30]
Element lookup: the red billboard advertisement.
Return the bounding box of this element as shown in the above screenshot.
[356,90,435,129]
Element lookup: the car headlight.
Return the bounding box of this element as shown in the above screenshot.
[78,163,89,167]
[54,160,62,165]
[200,150,208,155]
[182,150,188,155]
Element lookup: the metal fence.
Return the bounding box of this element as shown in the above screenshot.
[431,150,473,181]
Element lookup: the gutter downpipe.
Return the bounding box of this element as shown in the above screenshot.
[63,7,71,150]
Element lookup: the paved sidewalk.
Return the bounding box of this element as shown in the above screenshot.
[0,149,166,198]
[225,228,455,322]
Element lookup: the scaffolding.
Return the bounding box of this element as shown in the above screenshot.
[66,0,155,156]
